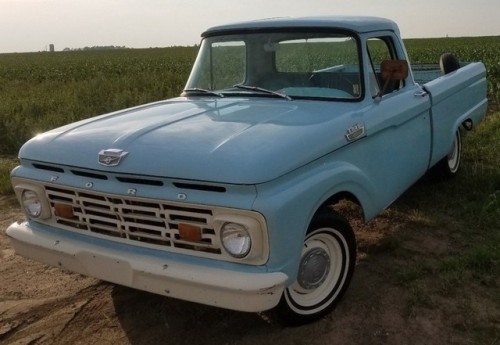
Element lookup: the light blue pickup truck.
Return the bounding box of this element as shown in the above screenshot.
[6,16,487,325]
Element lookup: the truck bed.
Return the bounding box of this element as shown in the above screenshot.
[412,63,467,84]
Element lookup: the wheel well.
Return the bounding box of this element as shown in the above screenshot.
[315,192,365,222]
[462,119,473,131]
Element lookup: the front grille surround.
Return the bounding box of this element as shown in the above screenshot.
[13,179,268,265]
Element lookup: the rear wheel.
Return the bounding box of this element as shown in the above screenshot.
[433,129,462,179]
[273,212,356,326]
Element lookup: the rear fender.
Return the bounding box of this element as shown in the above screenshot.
[424,62,487,167]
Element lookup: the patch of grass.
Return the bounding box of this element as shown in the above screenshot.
[400,112,499,223]
[404,282,435,318]
[472,326,500,345]
[396,259,437,286]
[465,246,497,274]
[367,233,402,254]
[0,156,17,195]
[438,244,499,291]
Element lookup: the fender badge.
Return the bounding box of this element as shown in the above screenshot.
[98,149,128,167]
[345,123,366,142]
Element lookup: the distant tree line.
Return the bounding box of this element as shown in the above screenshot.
[62,45,129,51]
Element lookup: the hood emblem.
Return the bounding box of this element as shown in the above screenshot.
[98,149,128,167]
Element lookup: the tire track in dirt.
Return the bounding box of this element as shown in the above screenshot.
[0,283,108,344]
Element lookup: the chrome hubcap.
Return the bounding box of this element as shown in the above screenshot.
[298,247,330,290]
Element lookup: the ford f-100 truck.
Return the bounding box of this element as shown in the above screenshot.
[6,16,487,325]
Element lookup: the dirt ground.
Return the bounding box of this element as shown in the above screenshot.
[0,192,497,345]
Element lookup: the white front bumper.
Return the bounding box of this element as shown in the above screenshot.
[6,222,287,312]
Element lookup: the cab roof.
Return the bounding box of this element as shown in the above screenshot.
[202,16,399,37]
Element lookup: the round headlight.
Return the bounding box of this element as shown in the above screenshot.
[221,223,251,258]
[22,190,42,217]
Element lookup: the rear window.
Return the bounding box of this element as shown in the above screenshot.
[275,36,359,73]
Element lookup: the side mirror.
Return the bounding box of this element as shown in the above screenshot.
[381,60,409,81]
[378,60,409,97]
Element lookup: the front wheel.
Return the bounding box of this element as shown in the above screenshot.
[272,212,356,326]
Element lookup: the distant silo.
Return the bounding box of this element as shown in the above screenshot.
[49,44,55,52]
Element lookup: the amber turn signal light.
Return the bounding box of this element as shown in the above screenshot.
[178,223,202,242]
[54,203,74,219]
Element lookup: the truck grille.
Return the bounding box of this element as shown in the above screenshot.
[44,186,221,256]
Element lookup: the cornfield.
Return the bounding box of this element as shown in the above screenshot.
[0,36,498,154]
[0,47,197,154]
[405,36,500,105]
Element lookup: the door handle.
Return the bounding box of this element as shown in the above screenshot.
[414,90,428,97]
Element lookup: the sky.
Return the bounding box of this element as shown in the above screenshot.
[1,0,499,53]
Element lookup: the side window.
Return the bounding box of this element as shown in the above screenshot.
[366,37,401,97]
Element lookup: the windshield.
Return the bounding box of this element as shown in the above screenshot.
[184,31,362,101]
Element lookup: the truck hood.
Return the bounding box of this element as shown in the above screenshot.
[20,98,361,184]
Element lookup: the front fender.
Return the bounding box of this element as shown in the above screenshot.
[254,158,380,283]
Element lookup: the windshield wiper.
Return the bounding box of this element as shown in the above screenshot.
[232,84,292,101]
[182,88,224,98]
